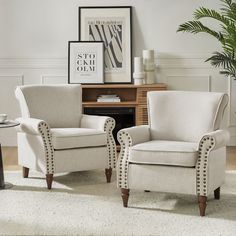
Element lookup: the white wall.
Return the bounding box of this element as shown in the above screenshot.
[0,0,235,145]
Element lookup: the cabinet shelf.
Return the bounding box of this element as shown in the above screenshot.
[82,83,167,89]
[82,83,167,125]
[83,101,138,107]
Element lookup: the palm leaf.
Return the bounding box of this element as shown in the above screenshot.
[194,7,231,26]
[177,0,236,80]
[205,52,232,66]
[221,0,236,22]
[177,21,225,43]
[205,52,236,78]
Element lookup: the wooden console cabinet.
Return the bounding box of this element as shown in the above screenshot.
[82,83,167,125]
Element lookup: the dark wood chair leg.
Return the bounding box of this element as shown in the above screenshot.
[198,196,207,216]
[23,167,29,178]
[121,188,130,207]
[105,168,112,183]
[46,174,53,189]
[214,187,220,200]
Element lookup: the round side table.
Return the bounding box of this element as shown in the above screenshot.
[0,120,20,190]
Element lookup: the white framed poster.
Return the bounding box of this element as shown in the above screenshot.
[68,41,104,84]
[79,6,132,83]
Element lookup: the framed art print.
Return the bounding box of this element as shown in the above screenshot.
[68,41,104,84]
[79,6,132,83]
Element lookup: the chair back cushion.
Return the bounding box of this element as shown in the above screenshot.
[15,84,82,128]
[147,91,228,142]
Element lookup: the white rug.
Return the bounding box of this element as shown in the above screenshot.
[0,170,236,236]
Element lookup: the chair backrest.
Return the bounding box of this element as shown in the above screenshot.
[147,91,228,142]
[15,84,82,128]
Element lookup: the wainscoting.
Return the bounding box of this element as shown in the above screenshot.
[0,56,235,146]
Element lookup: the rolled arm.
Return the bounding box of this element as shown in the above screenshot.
[80,114,113,130]
[80,114,116,168]
[117,125,150,189]
[198,130,229,151]
[16,118,50,135]
[196,129,229,196]
[16,117,55,174]
[117,125,151,147]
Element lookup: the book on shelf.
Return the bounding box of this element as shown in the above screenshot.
[97,94,121,102]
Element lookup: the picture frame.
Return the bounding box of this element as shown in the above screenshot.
[68,41,104,84]
[79,6,132,84]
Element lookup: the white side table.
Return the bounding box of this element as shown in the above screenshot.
[0,120,20,190]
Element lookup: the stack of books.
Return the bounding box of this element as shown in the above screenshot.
[97,94,121,102]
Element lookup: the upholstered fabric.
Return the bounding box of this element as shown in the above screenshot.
[130,140,198,167]
[207,147,226,194]
[51,128,107,150]
[80,114,117,169]
[15,84,82,128]
[148,91,228,142]
[17,132,49,174]
[117,125,151,190]
[117,91,229,203]
[128,164,196,194]
[117,125,151,146]
[54,147,108,173]
[196,130,229,196]
[15,84,117,178]
[17,132,108,173]
[16,117,55,174]
[16,117,48,135]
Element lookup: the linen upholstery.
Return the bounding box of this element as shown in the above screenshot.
[51,128,107,150]
[15,84,82,128]
[130,140,198,167]
[15,85,117,178]
[117,91,229,208]
[128,164,196,194]
[148,91,228,142]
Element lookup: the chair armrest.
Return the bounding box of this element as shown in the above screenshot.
[196,129,229,196]
[117,125,150,189]
[80,114,114,131]
[16,117,55,174]
[16,117,50,135]
[80,114,117,168]
[198,130,229,151]
[117,125,151,146]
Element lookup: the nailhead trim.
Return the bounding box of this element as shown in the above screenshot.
[117,130,132,189]
[196,135,215,196]
[38,121,55,174]
[104,118,116,169]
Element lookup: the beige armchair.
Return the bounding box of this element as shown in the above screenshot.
[117,91,229,216]
[15,84,116,189]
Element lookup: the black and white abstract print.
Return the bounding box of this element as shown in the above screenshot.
[87,19,124,73]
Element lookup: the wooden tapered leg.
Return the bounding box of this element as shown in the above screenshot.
[121,188,130,207]
[46,174,53,190]
[23,167,29,178]
[105,168,112,183]
[198,196,207,216]
[214,187,220,200]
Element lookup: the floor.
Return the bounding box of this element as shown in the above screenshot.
[2,146,236,170]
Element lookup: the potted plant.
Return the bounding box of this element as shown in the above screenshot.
[177,0,236,79]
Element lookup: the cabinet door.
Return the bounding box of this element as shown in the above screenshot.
[136,104,148,125]
[136,86,166,125]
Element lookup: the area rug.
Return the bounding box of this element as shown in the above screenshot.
[0,170,236,236]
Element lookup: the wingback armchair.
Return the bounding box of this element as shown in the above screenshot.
[117,91,229,216]
[15,84,116,189]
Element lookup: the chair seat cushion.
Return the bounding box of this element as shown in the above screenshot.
[51,128,107,150]
[129,140,199,167]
